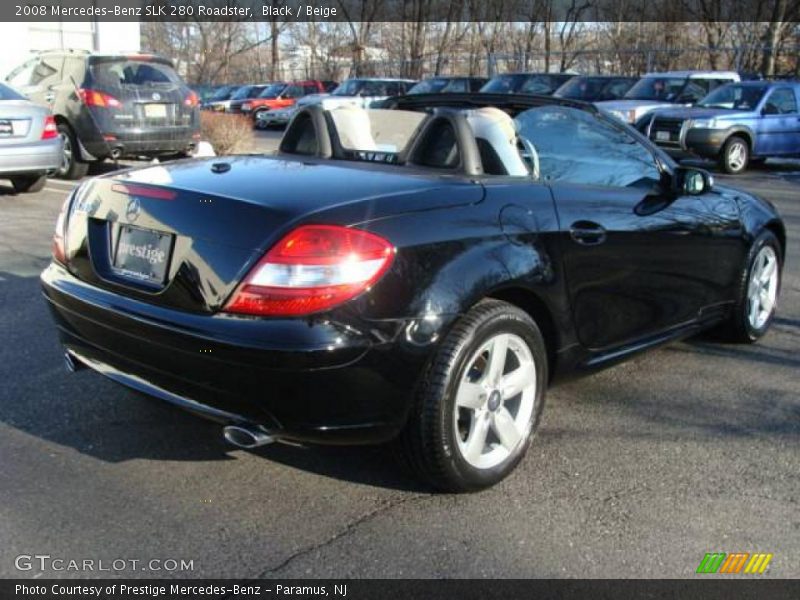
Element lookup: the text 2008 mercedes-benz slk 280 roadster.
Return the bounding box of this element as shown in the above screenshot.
[41,93,785,492]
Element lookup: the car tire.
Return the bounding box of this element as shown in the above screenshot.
[253,111,268,129]
[56,123,89,180]
[718,230,782,343]
[10,173,47,194]
[719,136,749,174]
[397,299,547,492]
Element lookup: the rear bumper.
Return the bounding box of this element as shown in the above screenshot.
[41,262,429,445]
[257,111,292,126]
[83,128,199,158]
[0,137,62,175]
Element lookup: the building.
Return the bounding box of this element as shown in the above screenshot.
[0,21,140,78]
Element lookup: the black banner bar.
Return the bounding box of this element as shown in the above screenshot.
[4,0,797,23]
[2,580,800,600]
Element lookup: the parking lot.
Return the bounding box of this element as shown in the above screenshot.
[0,129,798,578]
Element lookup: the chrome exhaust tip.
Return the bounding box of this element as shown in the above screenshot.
[223,424,275,449]
[64,351,85,373]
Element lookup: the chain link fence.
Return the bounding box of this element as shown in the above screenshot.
[263,44,800,83]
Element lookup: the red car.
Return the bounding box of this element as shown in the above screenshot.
[232,81,329,120]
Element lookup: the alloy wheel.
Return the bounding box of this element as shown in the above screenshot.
[747,245,779,330]
[59,131,73,176]
[727,140,747,172]
[454,333,536,470]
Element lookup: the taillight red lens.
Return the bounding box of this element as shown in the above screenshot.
[224,225,395,317]
[78,89,122,108]
[52,195,72,264]
[184,91,200,108]
[41,115,58,140]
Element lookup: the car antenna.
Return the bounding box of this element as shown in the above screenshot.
[68,75,119,171]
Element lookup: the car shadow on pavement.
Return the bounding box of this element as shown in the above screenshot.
[551,334,800,441]
[0,271,427,492]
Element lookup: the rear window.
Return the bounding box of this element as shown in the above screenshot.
[409,79,468,94]
[481,74,562,95]
[90,60,181,88]
[231,85,265,100]
[258,84,286,99]
[209,85,238,101]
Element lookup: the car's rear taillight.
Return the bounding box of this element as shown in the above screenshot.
[224,225,395,317]
[52,195,72,264]
[41,115,58,140]
[185,91,200,108]
[78,89,122,108]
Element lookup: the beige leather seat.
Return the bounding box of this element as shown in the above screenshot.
[466,107,530,177]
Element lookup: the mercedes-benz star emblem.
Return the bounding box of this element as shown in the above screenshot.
[152,92,161,101]
[126,197,141,221]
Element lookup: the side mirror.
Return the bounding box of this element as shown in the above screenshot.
[762,104,779,116]
[674,166,713,196]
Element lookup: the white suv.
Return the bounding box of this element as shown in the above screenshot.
[291,78,416,115]
[596,70,741,124]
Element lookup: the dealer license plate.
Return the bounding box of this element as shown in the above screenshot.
[113,225,173,284]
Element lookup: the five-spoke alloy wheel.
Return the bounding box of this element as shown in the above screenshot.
[398,299,547,492]
[720,229,782,342]
[454,333,536,470]
[747,245,779,331]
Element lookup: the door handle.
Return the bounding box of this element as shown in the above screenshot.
[569,221,607,246]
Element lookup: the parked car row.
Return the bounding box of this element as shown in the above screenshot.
[3,48,796,184]
[2,49,200,182]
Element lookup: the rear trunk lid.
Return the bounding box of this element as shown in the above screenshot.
[63,156,482,313]
[0,100,48,145]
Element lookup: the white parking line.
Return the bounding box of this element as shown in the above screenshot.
[43,186,72,195]
[45,180,78,189]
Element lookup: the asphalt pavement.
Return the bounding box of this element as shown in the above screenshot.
[0,131,797,579]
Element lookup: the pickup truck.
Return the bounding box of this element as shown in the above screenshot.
[645,81,800,173]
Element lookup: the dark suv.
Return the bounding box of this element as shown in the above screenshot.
[5,50,200,179]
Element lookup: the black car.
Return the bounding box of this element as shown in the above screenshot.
[481,72,576,95]
[408,76,489,94]
[5,50,200,179]
[553,75,638,101]
[200,84,241,108]
[42,93,785,492]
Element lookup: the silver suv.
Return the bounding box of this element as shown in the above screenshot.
[596,70,741,125]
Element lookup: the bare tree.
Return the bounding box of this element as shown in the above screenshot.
[761,0,790,77]
[556,1,593,71]
[336,0,382,76]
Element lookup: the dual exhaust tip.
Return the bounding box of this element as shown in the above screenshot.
[223,424,276,449]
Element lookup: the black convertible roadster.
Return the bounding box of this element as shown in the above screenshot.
[42,93,784,491]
